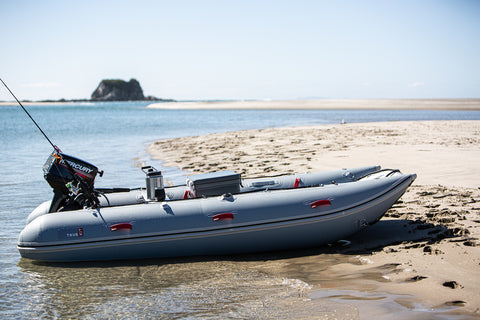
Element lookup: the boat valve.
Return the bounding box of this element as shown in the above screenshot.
[142,166,165,201]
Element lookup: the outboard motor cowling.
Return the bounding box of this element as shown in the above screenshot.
[43,151,99,195]
[43,151,100,212]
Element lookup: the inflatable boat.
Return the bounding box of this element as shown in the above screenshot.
[17,151,416,262]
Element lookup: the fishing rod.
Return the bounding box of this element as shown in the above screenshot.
[0,78,58,151]
[1,78,100,209]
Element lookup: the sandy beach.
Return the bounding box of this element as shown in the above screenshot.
[148,120,480,316]
[147,98,480,110]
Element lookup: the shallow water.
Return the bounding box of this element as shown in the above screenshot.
[13,254,354,319]
[10,251,473,319]
[1,102,479,319]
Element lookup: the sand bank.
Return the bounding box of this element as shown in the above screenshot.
[147,99,480,110]
[148,120,480,315]
[149,120,479,188]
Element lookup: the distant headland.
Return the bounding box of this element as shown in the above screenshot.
[4,78,175,103]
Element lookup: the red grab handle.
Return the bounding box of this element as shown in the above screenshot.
[310,199,331,208]
[293,178,300,188]
[212,213,234,221]
[183,190,194,199]
[110,223,132,231]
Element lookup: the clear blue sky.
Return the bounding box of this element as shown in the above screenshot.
[1,0,479,101]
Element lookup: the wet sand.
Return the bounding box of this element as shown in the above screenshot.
[148,120,480,316]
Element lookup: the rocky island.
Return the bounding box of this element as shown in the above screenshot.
[91,78,173,102]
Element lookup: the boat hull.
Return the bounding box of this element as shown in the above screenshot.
[18,170,416,262]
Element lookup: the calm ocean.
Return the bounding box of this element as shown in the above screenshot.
[1,102,479,319]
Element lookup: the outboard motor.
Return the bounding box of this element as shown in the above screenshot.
[43,151,101,212]
[142,166,165,201]
[0,80,103,212]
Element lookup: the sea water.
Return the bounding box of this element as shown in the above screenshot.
[1,102,479,319]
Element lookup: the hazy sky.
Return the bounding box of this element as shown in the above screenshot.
[1,0,479,101]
